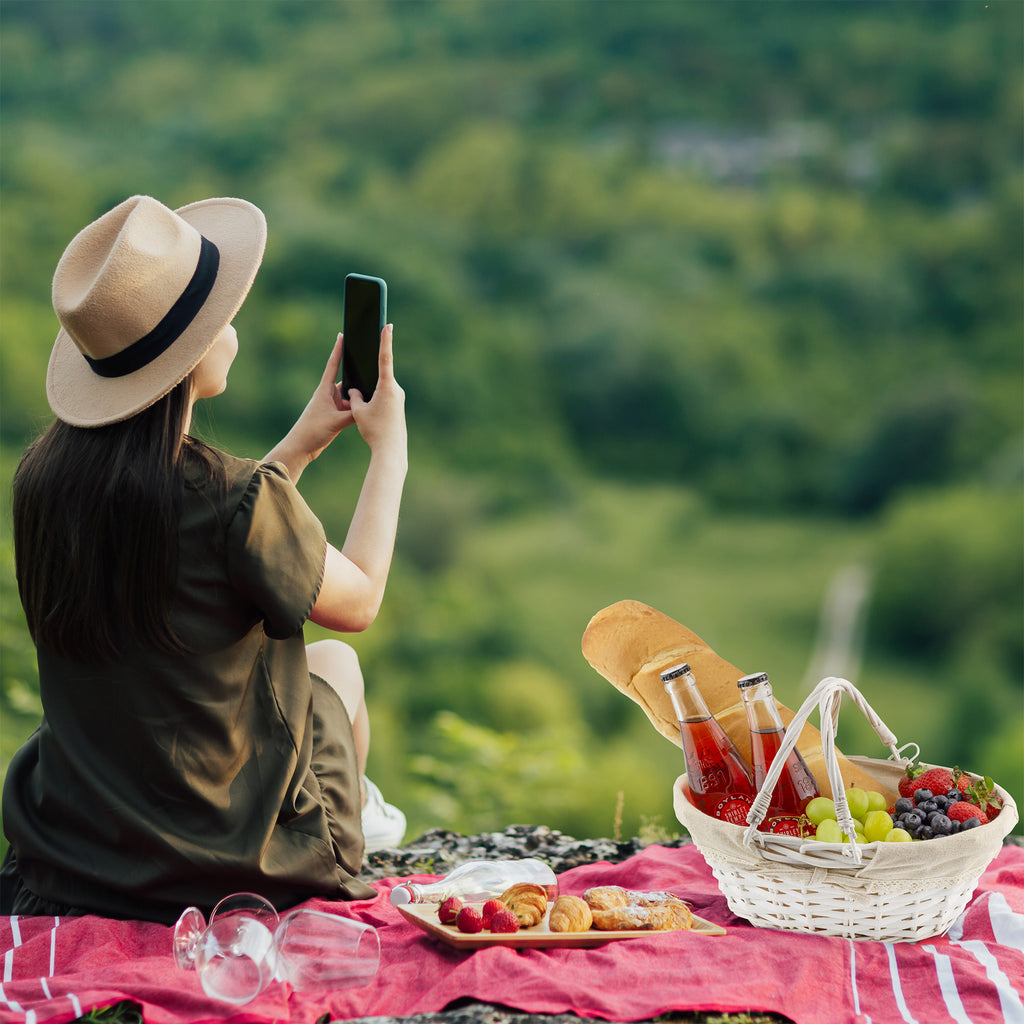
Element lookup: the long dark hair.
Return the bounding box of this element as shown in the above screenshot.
[13,376,210,663]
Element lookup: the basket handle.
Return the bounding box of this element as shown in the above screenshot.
[741,677,907,857]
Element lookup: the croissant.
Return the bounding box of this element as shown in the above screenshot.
[548,895,593,933]
[500,882,547,927]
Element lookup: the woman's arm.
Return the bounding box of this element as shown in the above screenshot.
[308,325,407,632]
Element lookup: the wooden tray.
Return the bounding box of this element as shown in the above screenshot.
[397,901,726,950]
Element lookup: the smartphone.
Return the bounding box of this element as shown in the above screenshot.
[341,273,387,399]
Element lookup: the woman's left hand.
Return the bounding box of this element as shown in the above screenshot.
[264,333,355,481]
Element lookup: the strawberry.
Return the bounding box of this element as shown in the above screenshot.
[489,908,521,934]
[481,898,505,927]
[456,906,484,933]
[960,774,1002,821]
[438,896,463,925]
[897,768,920,800]
[897,762,952,798]
[947,800,989,826]
[911,766,956,798]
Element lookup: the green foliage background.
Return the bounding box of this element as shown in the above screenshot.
[1,0,1021,842]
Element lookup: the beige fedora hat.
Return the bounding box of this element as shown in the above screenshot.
[47,194,267,426]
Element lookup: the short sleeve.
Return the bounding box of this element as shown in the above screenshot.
[225,462,327,639]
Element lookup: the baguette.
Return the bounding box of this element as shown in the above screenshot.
[581,599,895,802]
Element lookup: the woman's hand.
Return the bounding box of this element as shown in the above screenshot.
[264,331,360,482]
[345,324,407,468]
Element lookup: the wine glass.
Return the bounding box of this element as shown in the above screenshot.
[274,908,380,990]
[172,893,379,1002]
[173,893,280,1005]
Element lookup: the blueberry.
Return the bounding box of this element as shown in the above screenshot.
[894,798,914,815]
[918,800,938,814]
[931,814,953,836]
[918,826,935,840]
[946,790,965,802]
[961,817,982,830]
[949,820,962,834]
[913,788,934,803]
[933,795,949,811]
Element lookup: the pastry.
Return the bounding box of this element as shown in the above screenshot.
[591,904,692,932]
[583,885,691,912]
[582,886,630,911]
[548,895,593,932]
[500,882,547,927]
[581,599,896,802]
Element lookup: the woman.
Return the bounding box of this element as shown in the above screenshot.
[1,195,407,924]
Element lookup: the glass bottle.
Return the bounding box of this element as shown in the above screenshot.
[738,672,820,835]
[661,662,755,825]
[389,857,558,906]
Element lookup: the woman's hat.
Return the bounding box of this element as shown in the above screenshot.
[47,195,267,426]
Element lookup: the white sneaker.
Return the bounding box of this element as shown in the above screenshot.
[361,778,406,852]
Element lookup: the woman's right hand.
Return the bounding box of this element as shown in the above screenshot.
[346,324,407,467]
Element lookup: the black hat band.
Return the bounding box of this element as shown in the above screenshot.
[84,235,220,379]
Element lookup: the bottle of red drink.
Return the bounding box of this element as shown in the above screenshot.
[737,672,819,835]
[662,662,755,825]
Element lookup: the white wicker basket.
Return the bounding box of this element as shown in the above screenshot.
[672,677,1019,942]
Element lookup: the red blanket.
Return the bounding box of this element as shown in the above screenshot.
[2,844,1021,1024]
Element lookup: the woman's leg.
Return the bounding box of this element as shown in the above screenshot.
[306,639,370,786]
[306,638,406,850]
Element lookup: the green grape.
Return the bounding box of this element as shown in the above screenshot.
[884,828,913,843]
[805,797,836,826]
[863,810,895,843]
[814,819,843,843]
[865,790,888,813]
[845,787,869,820]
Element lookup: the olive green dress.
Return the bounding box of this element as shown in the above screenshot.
[1,448,375,924]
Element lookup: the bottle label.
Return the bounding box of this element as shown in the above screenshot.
[711,794,754,825]
[763,815,806,837]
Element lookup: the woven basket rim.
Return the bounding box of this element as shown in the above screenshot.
[674,755,1018,871]
[749,755,1017,859]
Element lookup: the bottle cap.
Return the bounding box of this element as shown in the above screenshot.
[737,672,770,688]
[389,884,414,906]
[660,662,692,683]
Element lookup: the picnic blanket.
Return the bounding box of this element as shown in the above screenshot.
[2,842,1021,1024]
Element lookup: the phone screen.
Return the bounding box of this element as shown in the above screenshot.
[341,273,387,399]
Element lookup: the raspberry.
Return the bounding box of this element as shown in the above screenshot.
[456,906,484,933]
[489,908,521,934]
[438,896,464,925]
[481,898,505,927]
